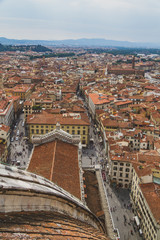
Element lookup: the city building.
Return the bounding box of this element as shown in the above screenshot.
[88,93,110,118]
[28,123,85,201]
[130,163,160,240]
[26,111,90,146]
[0,97,14,126]
[109,156,133,188]
[23,100,33,119]
[12,84,35,100]
[0,124,10,147]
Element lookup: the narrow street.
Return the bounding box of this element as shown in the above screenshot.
[82,115,105,168]
[81,102,142,240]
[9,113,32,169]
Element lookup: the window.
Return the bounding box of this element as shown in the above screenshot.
[126,163,130,167]
[46,126,48,128]
[72,126,75,129]
[46,130,48,133]
[67,126,69,129]
[113,167,117,170]
[114,162,118,165]
[72,130,75,134]
[36,126,39,128]
[41,130,44,134]
[41,126,44,128]
[36,129,39,134]
[120,173,123,177]
[83,130,86,134]
[82,140,86,144]
[114,172,116,176]
[67,130,69,133]
[126,173,129,178]
[78,127,80,129]
[32,129,34,134]
[120,163,124,166]
[119,167,123,171]
[126,168,130,172]
[77,130,80,134]
[83,126,85,129]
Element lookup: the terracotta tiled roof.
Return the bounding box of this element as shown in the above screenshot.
[0,124,10,132]
[84,171,104,219]
[139,183,160,223]
[28,139,81,199]
[0,211,109,240]
[27,112,90,126]
[132,163,153,177]
[115,100,132,106]
[89,93,110,105]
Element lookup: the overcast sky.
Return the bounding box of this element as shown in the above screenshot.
[0,0,159,42]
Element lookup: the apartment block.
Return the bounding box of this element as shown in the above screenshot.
[130,165,160,240]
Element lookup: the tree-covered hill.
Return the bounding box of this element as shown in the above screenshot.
[0,43,52,52]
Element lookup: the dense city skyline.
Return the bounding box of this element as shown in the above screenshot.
[0,0,160,43]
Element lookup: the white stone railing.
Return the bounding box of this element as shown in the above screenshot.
[32,129,81,146]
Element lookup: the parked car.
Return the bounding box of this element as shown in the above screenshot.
[15,136,19,141]
[11,137,14,142]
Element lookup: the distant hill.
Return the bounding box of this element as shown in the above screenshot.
[0,43,52,52]
[0,37,160,48]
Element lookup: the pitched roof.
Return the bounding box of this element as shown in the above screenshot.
[0,124,10,133]
[27,111,90,126]
[89,93,110,105]
[139,183,160,223]
[28,139,81,199]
